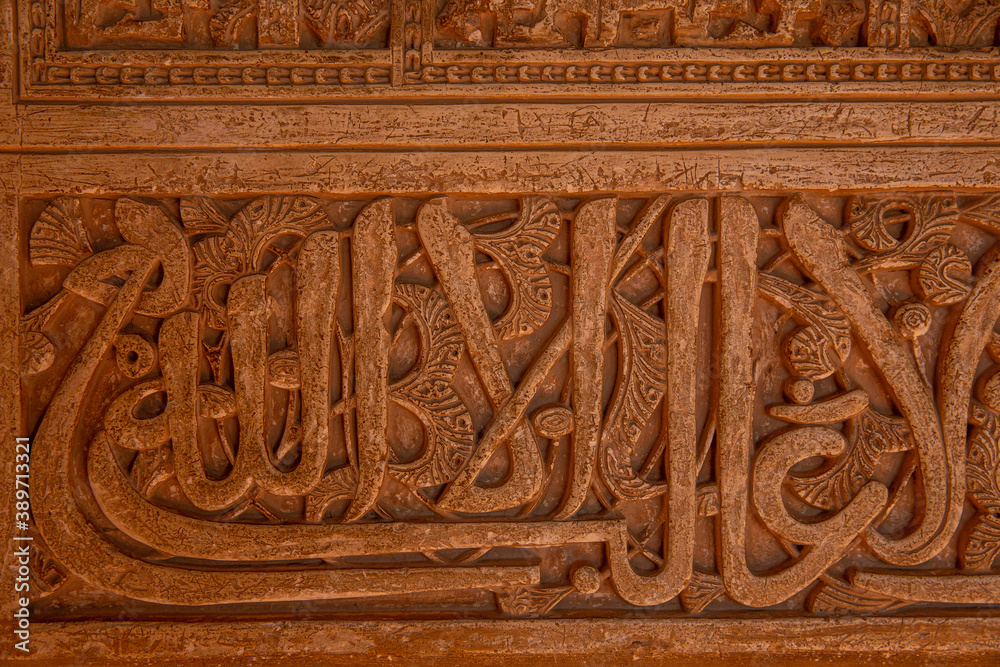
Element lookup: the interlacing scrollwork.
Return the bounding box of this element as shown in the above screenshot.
[21,190,1000,615]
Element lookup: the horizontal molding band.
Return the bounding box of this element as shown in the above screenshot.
[1,101,999,152]
[26,616,1000,662]
[7,147,1000,195]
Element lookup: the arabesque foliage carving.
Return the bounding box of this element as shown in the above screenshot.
[19,190,1000,619]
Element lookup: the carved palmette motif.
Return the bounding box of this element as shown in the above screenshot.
[912,0,1000,46]
[61,0,387,48]
[599,291,668,501]
[387,283,475,488]
[434,0,1000,48]
[436,0,868,47]
[964,403,1000,571]
[303,0,391,46]
[51,0,1000,51]
[22,190,1000,616]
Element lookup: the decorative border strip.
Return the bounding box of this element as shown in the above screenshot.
[23,56,1000,95]
[39,63,393,86]
[15,0,1000,101]
[406,59,1000,85]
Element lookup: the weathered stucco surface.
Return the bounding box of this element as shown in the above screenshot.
[2,0,1000,662]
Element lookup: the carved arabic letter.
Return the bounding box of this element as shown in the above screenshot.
[35,210,542,606]
[113,198,192,316]
[934,248,1000,559]
[717,196,877,607]
[104,380,171,451]
[441,319,569,505]
[227,274,273,491]
[854,247,1000,602]
[716,195,765,605]
[752,426,887,545]
[345,199,397,522]
[161,310,251,510]
[64,199,191,317]
[600,197,714,603]
[88,427,543,604]
[418,198,543,513]
[768,389,870,424]
[781,195,950,566]
[263,230,341,492]
[598,198,713,496]
[556,197,617,519]
[660,197,712,579]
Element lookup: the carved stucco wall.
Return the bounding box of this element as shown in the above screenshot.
[2,0,1000,662]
